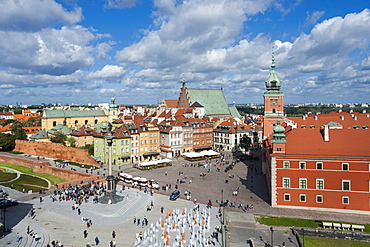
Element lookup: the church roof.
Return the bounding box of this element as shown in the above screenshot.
[43,109,106,118]
[187,88,231,116]
[30,129,48,139]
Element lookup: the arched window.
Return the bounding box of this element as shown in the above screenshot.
[75,120,78,125]
[85,120,88,125]
[53,121,57,127]
[272,108,276,114]
[95,119,98,124]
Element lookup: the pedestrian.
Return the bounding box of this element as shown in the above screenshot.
[27,225,30,234]
[134,216,136,224]
[94,236,100,245]
[137,218,140,226]
[86,243,91,247]
[161,206,164,214]
[83,229,88,238]
[165,171,168,176]
[112,230,116,238]
[78,208,81,215]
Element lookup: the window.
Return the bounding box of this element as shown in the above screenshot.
[316,162,323,170]
[316,179,324,190]
[283,161,290,169]
[342,196,349,204]
[299,162,306,169]
[316,195,323,203]
[300,194,306,202]
[284,193,290,201]
[342,163,349,171]
[299,178,307,189]
[283,177,290,188]
[342,180,350,191]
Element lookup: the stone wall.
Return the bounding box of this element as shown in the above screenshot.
[14,140,99,166]
[0,153,101,189]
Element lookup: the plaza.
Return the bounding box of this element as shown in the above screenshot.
[1,150,370,246]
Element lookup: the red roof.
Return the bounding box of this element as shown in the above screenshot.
[164,99,178,108]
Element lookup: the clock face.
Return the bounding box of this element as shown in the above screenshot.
[270,99,278,106]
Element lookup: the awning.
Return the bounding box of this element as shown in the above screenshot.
[121,156,130,159]
[143,152,159,156]
[194,146,212,151]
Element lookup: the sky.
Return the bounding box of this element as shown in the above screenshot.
[0,0,369,106]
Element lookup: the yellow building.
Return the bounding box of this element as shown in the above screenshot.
[41,109,109,132]
[137,123,160,162]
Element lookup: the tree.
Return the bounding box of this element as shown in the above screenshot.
[0,133,16,151]
[83,144,94,155]
[67,137,76,147]
[10,123,27,140]
[50,132,68,146]
[25,116,41,127]
[239,134,252,153]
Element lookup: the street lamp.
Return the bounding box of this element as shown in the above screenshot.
[270,227,274,247]
[301,228,305,246]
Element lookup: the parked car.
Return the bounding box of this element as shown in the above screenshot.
[169,190,180,201]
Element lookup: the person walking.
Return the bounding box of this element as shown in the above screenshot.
[160,206,164,214]
[112,230,116,238]
[94,236,100,245]
[83,229,88,238]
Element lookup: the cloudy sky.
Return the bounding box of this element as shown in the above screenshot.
[0,0,369,106]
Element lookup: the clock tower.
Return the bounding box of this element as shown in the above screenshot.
[263,47,284,138]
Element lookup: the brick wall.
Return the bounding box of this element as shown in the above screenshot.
[0,153,101,189]
[14,140,99,166]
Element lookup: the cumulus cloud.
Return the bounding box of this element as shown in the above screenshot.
[88,65,126,79]
[0,0,82,31]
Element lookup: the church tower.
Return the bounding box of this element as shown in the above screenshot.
[263,47,284,138]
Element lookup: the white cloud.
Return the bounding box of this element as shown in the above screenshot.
[0,0,82,31]
[304,11,325,26]
[105,0,140,9]
[88,65,126,79]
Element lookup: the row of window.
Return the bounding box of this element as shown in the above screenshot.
[283,161,351,171]
[284,194,349,204]
[283,177,351,191]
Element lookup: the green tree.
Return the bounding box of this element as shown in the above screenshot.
[82,144,94,155]
[25,116,41,127]
[67,137,76,147]
[50,132,68,146]
[0,133,16,151]
[239,134,252,153]
[11,123,27,140]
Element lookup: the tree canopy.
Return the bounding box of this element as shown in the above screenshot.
[239,134,252,153]
[0,133,16,151]
[50,132,68,146]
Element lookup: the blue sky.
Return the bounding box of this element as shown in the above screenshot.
[0,0,369,106]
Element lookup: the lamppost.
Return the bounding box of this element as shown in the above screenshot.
[301,228,305,246]
[270,227,274,247]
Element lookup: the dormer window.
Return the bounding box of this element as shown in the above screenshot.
[301,125,306,128]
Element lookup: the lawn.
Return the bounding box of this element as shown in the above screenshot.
[256,215,370,233]
[2,174,49,192]
[0,163,66,185]
[0,172,17,182]
[304,236,370,247]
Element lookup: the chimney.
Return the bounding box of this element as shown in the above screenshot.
[302,116,306,120]
[340,116,344,120]
[353,115,357,120]
[314,115,318,120]
[363,109,366,114]
[324,125,329,142]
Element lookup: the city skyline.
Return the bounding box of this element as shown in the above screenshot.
[0,0,369,105]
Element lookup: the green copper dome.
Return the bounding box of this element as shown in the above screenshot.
[265,47,282,91]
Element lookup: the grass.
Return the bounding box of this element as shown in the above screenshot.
[304,236,370,247]
[2,174,50,192]
[256,215,370,233]
[0,163,66,185]
[0,172,18,182]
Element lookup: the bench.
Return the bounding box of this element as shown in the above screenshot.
[341,223,351,230]
[322,222,333,229]
[351,224,365,232]
[333,223,341,229]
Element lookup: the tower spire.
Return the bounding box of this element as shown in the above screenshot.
[265,44,282,91]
